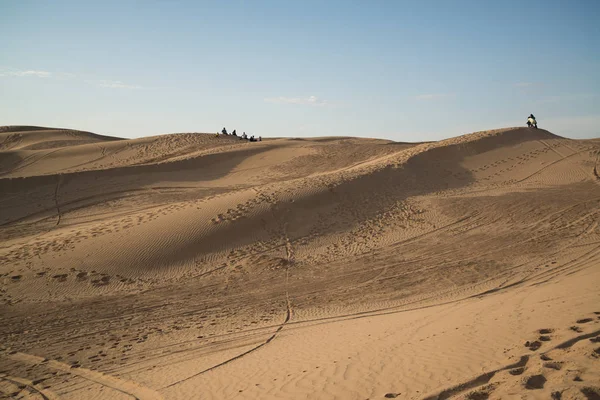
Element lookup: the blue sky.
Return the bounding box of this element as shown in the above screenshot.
[1,0,599,141]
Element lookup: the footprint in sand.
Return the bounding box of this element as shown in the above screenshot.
[464,384,497,400]
[576,318,594,324]
[551,390,563,399]
[524,374,547,390]
[76,272,88,281]
[543,361,563,370]
[525,340,542,351]
[91,275,111,286]
[52,274,68,282]
[580,387,600,399]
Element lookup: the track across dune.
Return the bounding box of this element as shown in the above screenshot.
[1,126,599,399]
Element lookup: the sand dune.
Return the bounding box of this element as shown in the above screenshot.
[1,125,599,399]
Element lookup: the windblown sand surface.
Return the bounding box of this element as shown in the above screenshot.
[1,125,599,399]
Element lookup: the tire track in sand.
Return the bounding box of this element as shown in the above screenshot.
[54,174,62,226]
[0,373,60,400]
[9,352,163,400]
[163,197,294,389]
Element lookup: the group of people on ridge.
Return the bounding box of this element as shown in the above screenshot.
[526,114,538,128]
[217,127,261,142]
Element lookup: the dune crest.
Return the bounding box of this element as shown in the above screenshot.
[1,126,599,399]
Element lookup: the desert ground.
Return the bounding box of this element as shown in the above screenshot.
[0,125,599,400]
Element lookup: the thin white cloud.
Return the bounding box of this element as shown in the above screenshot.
[265,95,327,106]
[1,67,143,89]
[0,69,51,78]
[97,80,142,89]
[415,93,451,100]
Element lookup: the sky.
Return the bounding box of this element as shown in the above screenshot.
[1,0,599,141]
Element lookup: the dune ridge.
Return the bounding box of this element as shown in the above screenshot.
[1,126,599,399]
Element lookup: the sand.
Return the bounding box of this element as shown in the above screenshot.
[1,125,599,399]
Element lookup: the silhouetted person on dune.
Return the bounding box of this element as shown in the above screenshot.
[527,114,537,128]
[218,128,261,142]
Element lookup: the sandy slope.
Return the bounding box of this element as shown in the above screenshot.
[1,125,599,400]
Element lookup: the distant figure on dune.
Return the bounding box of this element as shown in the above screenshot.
[218,129,260,142]
[527,114,537,128]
